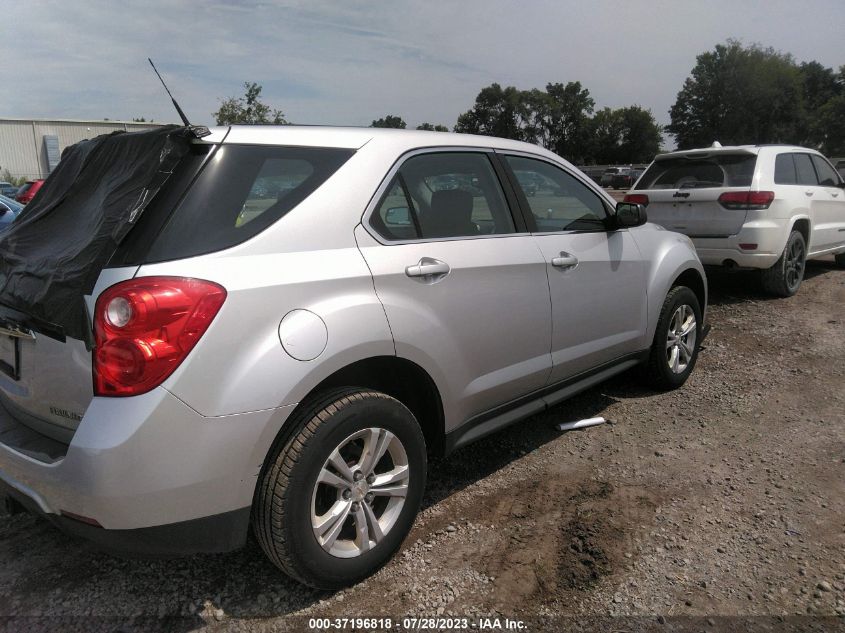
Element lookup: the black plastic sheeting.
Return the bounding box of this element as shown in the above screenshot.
[0,125,193,347]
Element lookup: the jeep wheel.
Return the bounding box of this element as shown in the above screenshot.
[761,230,806,297]
[254,388,426,589]
[645,286,702,391]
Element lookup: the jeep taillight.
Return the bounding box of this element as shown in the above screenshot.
[623,193,649,206]
[93,277,226,397]
[718,191,774,210]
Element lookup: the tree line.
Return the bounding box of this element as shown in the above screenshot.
[213,40,845,164]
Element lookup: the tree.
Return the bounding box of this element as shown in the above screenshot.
[524,82,595,163]
[213,82,287,125]
[454,83,532,141]
[132,117,153,123]
[813,94,845,155]
[371,115,406,129]
[416,123,449,131]
[800,62,844,150]
[668,41,803,148]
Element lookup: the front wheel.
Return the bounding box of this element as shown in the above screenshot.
[761,230,806,297]
[644,286,702,391]
[253,388,427,589]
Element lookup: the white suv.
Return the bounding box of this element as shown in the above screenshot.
[626,145,845,296]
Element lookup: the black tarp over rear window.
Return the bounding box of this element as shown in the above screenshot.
[0,125,193,346]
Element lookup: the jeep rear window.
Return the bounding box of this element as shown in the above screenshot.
[635,154,757,190]
[142,144,354,262]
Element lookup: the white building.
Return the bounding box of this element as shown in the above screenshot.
[0,118,166,181]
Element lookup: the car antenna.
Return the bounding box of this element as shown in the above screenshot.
[147,58,210,137]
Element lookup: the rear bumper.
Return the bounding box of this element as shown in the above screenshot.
[1,476,249,556]
[0,387,295,554]
[691,219,789,269]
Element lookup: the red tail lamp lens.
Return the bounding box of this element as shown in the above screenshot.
[93,277,226,397]
[718,191,774,210]
[623,194,649,206]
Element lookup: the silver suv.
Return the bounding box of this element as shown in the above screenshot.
[0,126,707,588]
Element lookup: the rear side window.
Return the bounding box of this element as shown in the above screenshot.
[635,154,757,190]
[371,152,515,240]
[144,145,354,261]
[810,154,841,187]
[774,154,797,184]
[794,153,818,186]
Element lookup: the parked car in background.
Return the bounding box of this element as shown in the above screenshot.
[611,168,644,189]
[15,179,45,204]
[0,182,18,200]
[0,194,23,228]
[0,126,707,589]
[626,144,845,296]
[600,166,628,187]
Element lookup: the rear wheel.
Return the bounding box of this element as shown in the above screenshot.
[645,286,702,391]
[761,230,806,297]
[253,388,426,589]
[834,252,845,268]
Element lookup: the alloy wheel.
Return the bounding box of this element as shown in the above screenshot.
[311,428,409,558]
[785,238,805,291]
[666,304,697,374]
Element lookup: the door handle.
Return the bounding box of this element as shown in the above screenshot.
[551,253,579,269]
[805,190,814,197]
[405,258,450,279]
[832,192,840,197]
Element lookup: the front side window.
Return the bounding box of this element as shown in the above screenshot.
[506,155,607,232]
[810,154,841,187]
[372,152,515,240]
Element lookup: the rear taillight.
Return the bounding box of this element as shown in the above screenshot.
[93,277,226,397]
[717,191,774,210]
[623,193,649,206]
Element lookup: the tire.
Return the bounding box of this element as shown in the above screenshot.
[253,388,427,589]
[644,286,702,391]
[761,230,806,297]
[834,252,845,268]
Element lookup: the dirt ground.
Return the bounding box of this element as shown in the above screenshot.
[0,260,844,633]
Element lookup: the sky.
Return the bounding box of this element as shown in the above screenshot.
[2,0,843,140]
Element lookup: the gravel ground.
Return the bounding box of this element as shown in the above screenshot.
[0,260,844,632]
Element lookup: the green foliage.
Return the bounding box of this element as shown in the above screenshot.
[455,82,661,164]
[371,115,406,129]
[668,41,844,153]
[0,169,26,186]
[213,82,287,125]
[416,123,449,131]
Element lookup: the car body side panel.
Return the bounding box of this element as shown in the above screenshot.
[139,247,395,417]
[533,229,649,384]
[628,224,708,344]
[355,225,553,433]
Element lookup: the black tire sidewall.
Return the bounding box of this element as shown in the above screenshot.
[782,231,806,295]
[280,394,426,588]
[652,287,702,389]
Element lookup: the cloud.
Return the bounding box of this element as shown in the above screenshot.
[1,0,842,135]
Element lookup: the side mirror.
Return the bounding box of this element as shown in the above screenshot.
[615,202,648,228]
[616,202,648,229]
